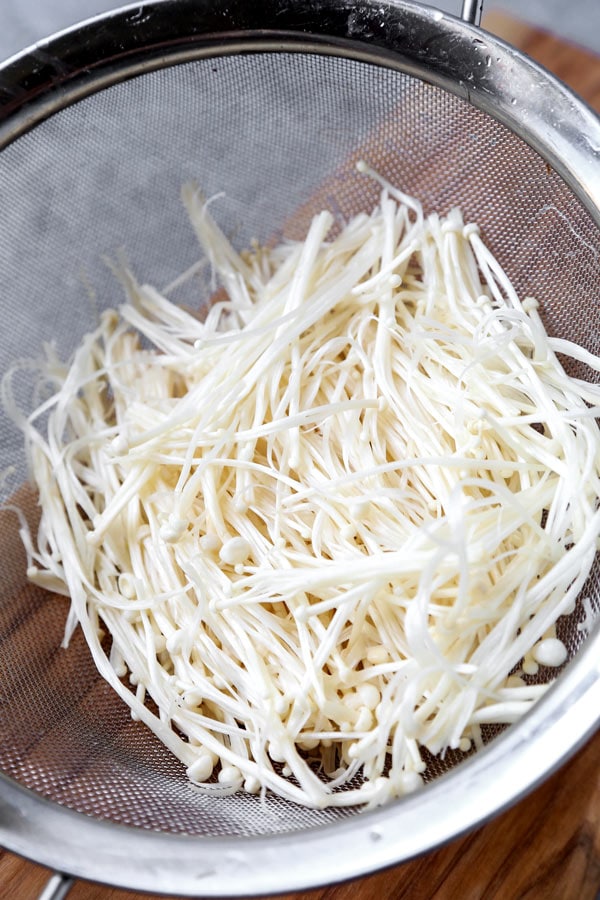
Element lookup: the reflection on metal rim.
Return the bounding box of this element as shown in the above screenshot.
[0,0,599,218]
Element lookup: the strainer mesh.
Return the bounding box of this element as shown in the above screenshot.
[0,52,598,837]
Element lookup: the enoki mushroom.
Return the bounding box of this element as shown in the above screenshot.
[6,164,600,808]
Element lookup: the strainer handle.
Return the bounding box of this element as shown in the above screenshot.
[38,872,73,900]
[461,0,484,25]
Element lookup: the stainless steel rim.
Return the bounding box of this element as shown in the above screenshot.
[0,0,599,220]
[1,1,599,894]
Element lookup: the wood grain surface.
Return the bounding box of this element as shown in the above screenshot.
[2,11,600,900]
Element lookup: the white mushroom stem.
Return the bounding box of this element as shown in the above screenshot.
[5,165,600,809]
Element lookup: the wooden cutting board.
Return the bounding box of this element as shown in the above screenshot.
[2,12,600,900]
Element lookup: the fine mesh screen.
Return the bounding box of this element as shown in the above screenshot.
[0,51,598,837]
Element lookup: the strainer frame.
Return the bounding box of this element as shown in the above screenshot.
[1,1,599,220]
[1,0,600,895]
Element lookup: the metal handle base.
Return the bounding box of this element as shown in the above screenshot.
[39,872,74,900]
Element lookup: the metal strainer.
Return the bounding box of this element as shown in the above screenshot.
[1,1,600,896]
